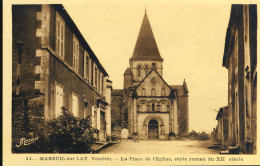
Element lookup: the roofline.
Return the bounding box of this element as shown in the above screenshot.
[216,106,228,120]
[216,107,223,120]
[134,68,174,92]
[129,58,164,62]
[53,4,109,77]
[222,5,243,69]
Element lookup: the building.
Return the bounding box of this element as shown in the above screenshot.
[215,106,229,147]
[12,4,112,147]
[222,4,257,154]
[111,11,189,140]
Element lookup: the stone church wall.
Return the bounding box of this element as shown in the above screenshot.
[178,95,189,135]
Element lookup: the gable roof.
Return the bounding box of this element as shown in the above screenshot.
[135,69,172,91]
[216,106,228,120]
[130,11,163,61]
[169,85,185,95]
[169,79,189,96]
[124,67,132,75]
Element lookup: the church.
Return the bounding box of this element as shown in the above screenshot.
[111,11,189,140]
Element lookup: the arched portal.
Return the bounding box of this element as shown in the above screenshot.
[148,120,159,140]
[143,115,164,140]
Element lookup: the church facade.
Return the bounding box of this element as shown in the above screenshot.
[111,11,189,140]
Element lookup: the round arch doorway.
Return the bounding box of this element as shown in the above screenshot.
[148,120,159,140]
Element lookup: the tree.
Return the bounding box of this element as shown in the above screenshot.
[198,131,210,140]
[189,130,199,137]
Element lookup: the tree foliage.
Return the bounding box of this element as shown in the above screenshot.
[189,130,210,140]
[46,106,94,153]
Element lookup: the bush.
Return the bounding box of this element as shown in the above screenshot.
[46,107,94,153]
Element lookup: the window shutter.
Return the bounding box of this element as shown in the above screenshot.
[61,24,64,58]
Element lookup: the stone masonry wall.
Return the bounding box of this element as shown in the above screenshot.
[12,95,45,152]
[12,5,46,149]
[178,95,189,135]
[12,5,42,96]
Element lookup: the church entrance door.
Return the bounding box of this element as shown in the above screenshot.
[148,120,159,140]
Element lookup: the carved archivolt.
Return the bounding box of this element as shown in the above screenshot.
[143,115,164,126]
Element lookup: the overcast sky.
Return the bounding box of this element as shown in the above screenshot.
[63,3,231,133]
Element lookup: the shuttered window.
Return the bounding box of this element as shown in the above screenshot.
[72,93,79,117]
[56,12,65,59]
[55,84,64,117]
[73,34,79,72]
[84,51,89,80]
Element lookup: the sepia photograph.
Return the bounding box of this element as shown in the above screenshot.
[3,0,259,165]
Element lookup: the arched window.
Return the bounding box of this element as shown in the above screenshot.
[152,63,157,70]
[137,65,141,77]
[151,88,156,96]
[152,103,155,111]
[145,65,149,75]
[141,88,146,96]
[161,88,165,96]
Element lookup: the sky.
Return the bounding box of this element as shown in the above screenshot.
[63,3,231,133]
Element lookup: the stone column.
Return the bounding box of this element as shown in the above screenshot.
[160,124,164,134]
[143,124,147,139]
[169,99,173,133]
[133,98,137,133]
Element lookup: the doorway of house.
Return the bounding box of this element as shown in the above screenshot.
[148,120,159,140]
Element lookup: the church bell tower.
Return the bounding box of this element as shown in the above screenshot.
[124,10,164,88]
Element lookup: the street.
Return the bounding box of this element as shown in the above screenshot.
[99,140,219,154]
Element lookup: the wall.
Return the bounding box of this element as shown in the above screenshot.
[47,54,104,119]
[136,70,170,96]
[12,95,45,152]
[12,5,42,96]
[111,89,124,136]
[178,95,189,135]
[12,6,46,150]
[130,60,163,81]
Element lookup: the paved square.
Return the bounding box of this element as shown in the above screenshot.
[99,140,219,154]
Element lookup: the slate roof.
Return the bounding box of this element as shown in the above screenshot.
[124,67,132,75]
[216,106,228,120]
[112,89,124,96]
[130,12,163,61]
[170,85,185,95]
